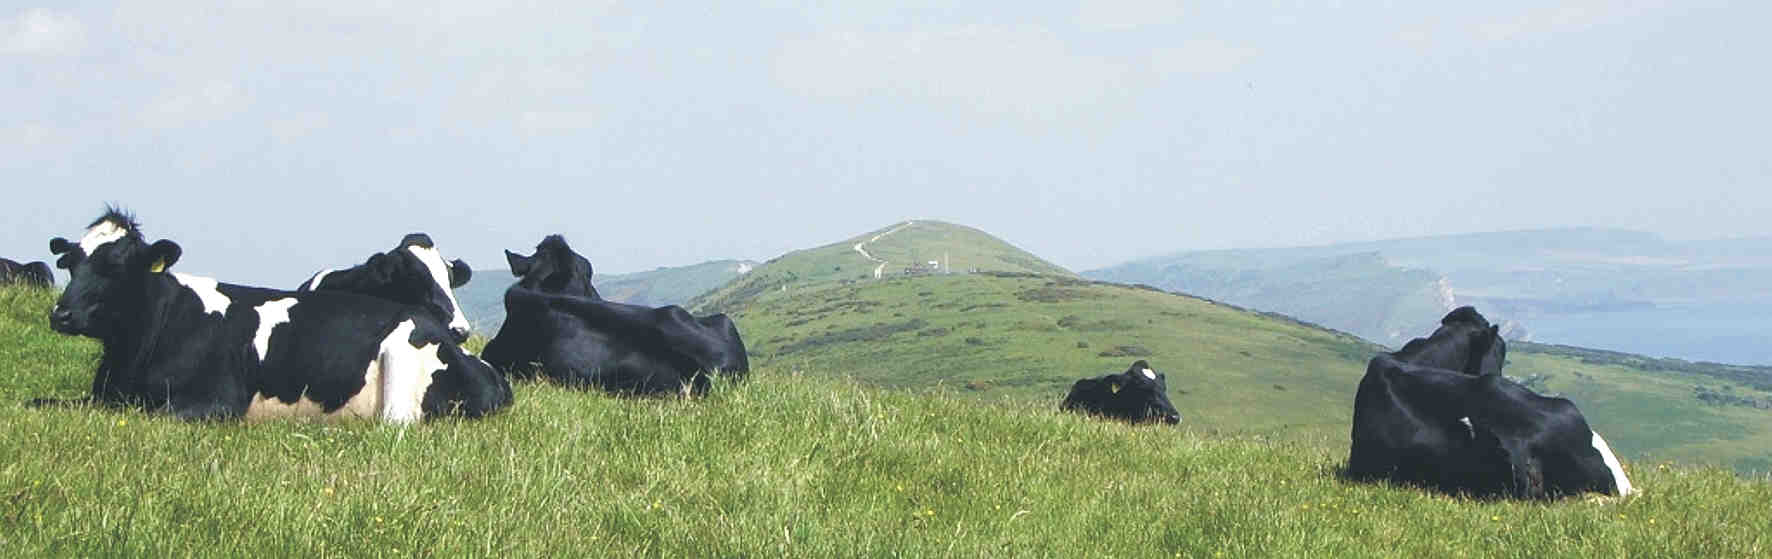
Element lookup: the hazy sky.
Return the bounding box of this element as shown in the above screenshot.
[5,1,1767,286]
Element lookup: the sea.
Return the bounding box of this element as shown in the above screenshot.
[1523,302,1772,367]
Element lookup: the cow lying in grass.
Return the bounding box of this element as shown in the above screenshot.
[482,235,748,395]
[36,208,511,422]
[1348,307,1633,498]
[1062,360,1182,425]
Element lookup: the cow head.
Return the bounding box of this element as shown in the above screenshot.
[1394,306,1507,376]
[504,234,599,298]
[1062,360,1182,425]
[308,233,474,342]
[47,209,181,338]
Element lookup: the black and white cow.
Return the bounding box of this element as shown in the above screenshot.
[1391,306,1507,376]
[1061,360,1182,425]
[504,234,600,299]
[1,258,54,287]
[481,235,747,395]
[37,209,512,422]
[297,233,474,342]
[1348,307,1631,498]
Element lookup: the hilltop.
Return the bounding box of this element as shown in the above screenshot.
[687,220,1073,314]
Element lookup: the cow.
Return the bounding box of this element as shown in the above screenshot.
[297,233,474,342]
[1,258,54,287]
[1347,307,1632,498]
[35,209,512,423]
[504,234,600,299]
[1347,355,1633,498]
[481,235,747,395]
[1061,360,1182,425]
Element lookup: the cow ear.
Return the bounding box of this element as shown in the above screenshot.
[1109,381,1122,394]
[400,233,434,249]
[449,259,472,287]
[143,240,182,273]
[506,250,533,277]
[49,237,72,255]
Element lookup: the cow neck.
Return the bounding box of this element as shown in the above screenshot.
[103,274,190,378]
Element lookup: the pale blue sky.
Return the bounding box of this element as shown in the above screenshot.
[4,1,1767,285]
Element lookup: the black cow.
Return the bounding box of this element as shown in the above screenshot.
[36,209,512,422]
[297,233,474,342]
[1392,306,1507,376]
[1348,355,1633,498]
[1347,307,1631,498]
[482,235,747,395]
[504,234,600,299]
[1,258,54,287]
[1061,360,1182,425]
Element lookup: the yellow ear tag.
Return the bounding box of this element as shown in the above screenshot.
[1110,383,1121,394]
[148,258,167,273]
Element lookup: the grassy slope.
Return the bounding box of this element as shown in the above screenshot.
[724,270,1772,473]
[1,287,1768,557]
[689,220,1074,314]
[734,274,1380,440]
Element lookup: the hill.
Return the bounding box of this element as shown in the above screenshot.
[688,220,1074,314]
[1087,228,1772,364]
[1,286,1767,556]
[456,258,757,334]
[684,222,1772,473]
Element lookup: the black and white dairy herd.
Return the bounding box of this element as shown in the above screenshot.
[15,207,1632,499]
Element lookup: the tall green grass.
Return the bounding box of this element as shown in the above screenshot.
[2,286,1768,557]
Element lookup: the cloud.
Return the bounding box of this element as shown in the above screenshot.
[1475,0,1661,42]
[1150,38,1258,75]
[518,110,597,134]
[1,8,85,55]
[1075,0,1185,32]
[139,80,246,129]
[774,25,1137,122]
[269,112,331,142]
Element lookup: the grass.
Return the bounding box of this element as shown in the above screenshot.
[2,286,1771,556]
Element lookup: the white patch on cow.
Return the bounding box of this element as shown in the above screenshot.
[1459,417,1475,440]
[405,245,471,335]
[375,319,444,424]
[78,221,127,254]
[172,273,231,315]
[251,298,298,362]
[1141,368,1157,380]
[304,268,334,291]
[1591,431,1635,497]
[245,367,381,421]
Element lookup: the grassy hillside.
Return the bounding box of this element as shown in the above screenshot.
[2,286,1769,557]
[722,269,1772,473]
[689,220,1074,314]
[456,259,757,334]
[732,273,1381,439]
